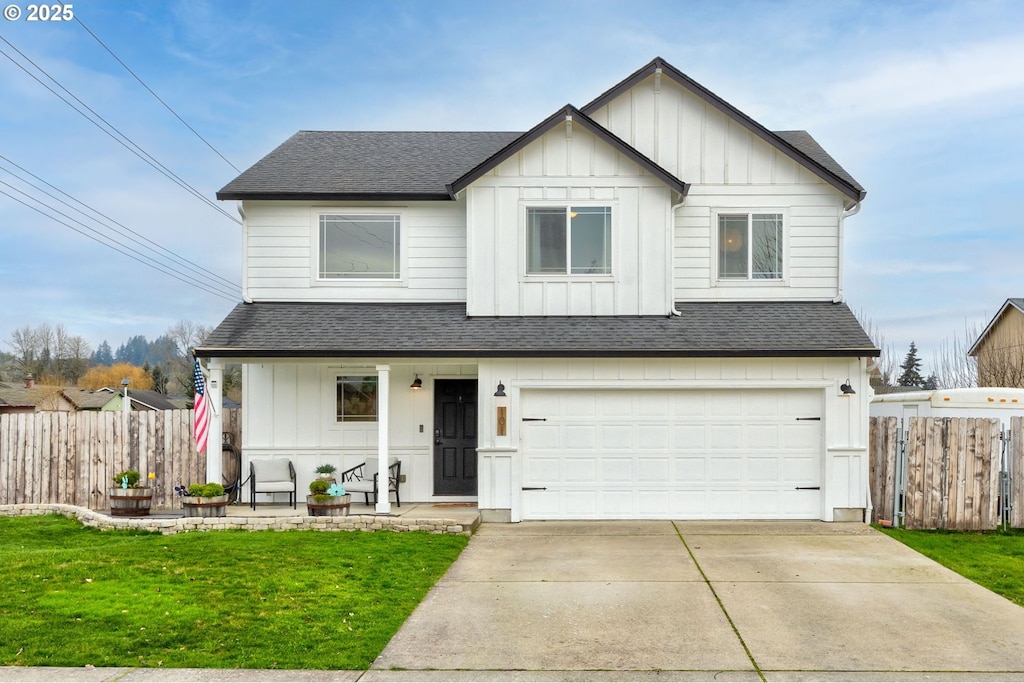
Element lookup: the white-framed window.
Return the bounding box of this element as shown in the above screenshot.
[718,212,783,280]
[336,376,377,422]
[319,214,400,280]
[526,206,612,275]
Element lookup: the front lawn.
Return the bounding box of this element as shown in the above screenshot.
[879,526,1024,606]
[0,515,468,669]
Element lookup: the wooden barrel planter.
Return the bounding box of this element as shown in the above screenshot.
[109,487,153,517]
[182,494,229,518]
[306,494,351,517]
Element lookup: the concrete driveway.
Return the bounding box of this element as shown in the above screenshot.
[369,521,1024,681]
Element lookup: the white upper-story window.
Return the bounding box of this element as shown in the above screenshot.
[319,214,400,280]
[526,206,611,275]
[718,213,783,280]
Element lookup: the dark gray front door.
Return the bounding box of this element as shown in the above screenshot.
[433,379,478,495]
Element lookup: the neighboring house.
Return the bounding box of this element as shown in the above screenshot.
[63,387,119,411]
[969,298,1024,388]
[198,57,878,522]
[100,389,179,412]
[0,378,74,414]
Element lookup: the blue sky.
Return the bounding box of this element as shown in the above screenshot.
[1,0,1023,374]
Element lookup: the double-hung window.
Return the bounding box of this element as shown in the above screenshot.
[319,214,400,280]
[336,376,377,422]
[718,213,783,280]
[526,206,611,275]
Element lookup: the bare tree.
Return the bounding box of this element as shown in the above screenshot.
[931,321,980,389]
[853,309,900,394]
[166,320,212,394]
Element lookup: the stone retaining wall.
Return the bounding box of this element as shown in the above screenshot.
[0,504,474,536]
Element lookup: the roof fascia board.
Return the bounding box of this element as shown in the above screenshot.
[448,104,688,198]
[196,347,878,359]
[968,298,1022,356]
[215,191,453,202]
[581,57,865,203]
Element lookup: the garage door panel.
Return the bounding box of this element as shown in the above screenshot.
[521,389,823,520]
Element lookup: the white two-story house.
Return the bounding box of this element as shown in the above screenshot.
[198,58,878,522]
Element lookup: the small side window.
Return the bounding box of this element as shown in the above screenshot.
[336,376,377,422]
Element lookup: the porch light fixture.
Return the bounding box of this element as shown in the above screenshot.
[410,375,422,390]
[840,379,856,395]
[494,382,506,398]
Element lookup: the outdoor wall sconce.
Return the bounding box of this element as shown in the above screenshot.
[840,379,856,395]
[495,381,508,436]
[410,375,422,390]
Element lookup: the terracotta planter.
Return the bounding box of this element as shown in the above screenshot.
[109,487,152,517]
[182,494,229,518]
[306,494,350,517]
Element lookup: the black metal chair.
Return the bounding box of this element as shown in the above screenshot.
[340,457,401,507]
[248,459,296,510]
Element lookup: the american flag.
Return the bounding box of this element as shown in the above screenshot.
[192,355,210,454]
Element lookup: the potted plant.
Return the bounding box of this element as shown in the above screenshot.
[306,478,350,517]
[314,463,337,483]
[109,470,153,517]
[178,482,229,517]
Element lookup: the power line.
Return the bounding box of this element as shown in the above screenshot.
[0,185,239,303]
[73,16,242,174]
[0,36,241,226]
[0,154,237,291]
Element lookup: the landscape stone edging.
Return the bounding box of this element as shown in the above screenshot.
[0,504,474,536]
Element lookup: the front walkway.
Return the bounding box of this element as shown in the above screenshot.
[0,502,480,536]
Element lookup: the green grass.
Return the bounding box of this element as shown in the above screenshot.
[879,526,1024,606]
[0,515,468,670]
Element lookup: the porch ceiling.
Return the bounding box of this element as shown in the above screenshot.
[195,301,879,359]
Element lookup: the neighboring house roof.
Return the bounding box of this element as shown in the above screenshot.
[126,390,178,411]
[580,57,865,202]
[968,298,1024,356]
[0,382,65,409]
[62,387,116,410]
[197,301,879,359]
[217,57,862,203]
[447,104,688,198]
[217,131,521,201]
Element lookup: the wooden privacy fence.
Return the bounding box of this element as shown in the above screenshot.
[870,416,1023,530]
[0,409,241,511]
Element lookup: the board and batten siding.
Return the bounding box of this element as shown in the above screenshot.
[587,73,844,302]
[243,200,469,302]
[465,125,672,316]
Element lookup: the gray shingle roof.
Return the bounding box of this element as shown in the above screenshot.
[196,301,878,359]
[774,131,864,196]
[217,131,521,200]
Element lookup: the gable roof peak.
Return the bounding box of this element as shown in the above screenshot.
[582,57,865,203]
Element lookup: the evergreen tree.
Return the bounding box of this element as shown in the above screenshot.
[150,364,168,394]
[898,341,926,387]
[92,341,114,366]
[923,373,939,390]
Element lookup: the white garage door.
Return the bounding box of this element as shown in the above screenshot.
[520,389,823,520]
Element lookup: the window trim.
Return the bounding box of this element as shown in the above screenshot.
[713,209,787,284]
[335,374,378,423]
[312,209,406,286]
[522,203,614,279]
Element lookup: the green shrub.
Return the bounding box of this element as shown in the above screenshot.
[187,482,225,497]
[308,479,330,495]
[112,470,141,487]
[314,464,337,475]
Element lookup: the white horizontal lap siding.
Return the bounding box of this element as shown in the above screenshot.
[242,200,467,302]
[519,388,824,520]
[673,187,842,301]
[465,125,670,317]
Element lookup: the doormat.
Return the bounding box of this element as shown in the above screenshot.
[432,503,478,508]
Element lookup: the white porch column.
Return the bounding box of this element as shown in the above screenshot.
[206,358,224,486]
[375,364,391,515]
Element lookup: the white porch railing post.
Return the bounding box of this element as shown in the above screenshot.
[376,364,391,515]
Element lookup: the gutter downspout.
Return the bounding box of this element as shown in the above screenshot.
[668,195,686,316]
[835,201,860,304]
[238,201,253,304]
